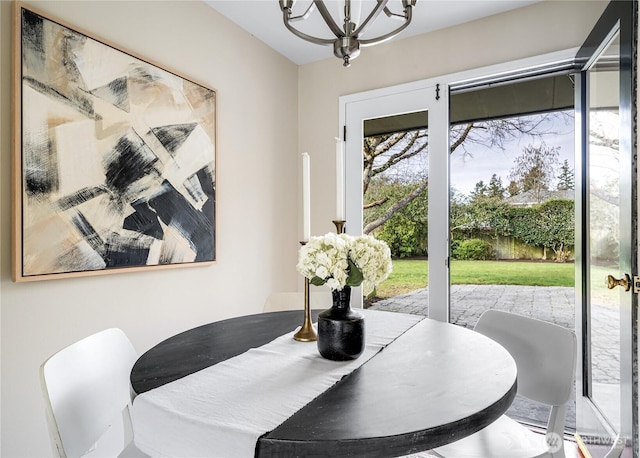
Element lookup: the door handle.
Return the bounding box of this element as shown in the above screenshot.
[606,273,631,291]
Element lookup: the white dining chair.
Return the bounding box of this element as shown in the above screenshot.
[40,328,148,458]
[432,309,577,458]
[263,291,332,312]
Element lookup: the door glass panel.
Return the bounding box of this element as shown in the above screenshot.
[363,113,430,314]
[587,31,621,432]
[449,110,576,430]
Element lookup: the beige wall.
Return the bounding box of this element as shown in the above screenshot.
[298,0,608,237]
[0,0,610,456]
[0,1,299,456]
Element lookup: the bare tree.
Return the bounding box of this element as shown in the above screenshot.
[508,144,560,203]
[363,114,566,234]
[363,131,428,195]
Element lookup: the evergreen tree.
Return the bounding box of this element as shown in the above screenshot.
[556,159,575,190]
[470,180,488,201]
[488,174,505,199]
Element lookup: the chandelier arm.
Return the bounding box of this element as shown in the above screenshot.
[314,1,346,38]
[281,6,335,45]
[384,6,407,20]
[289,2,316,22]
[359,7,413,46]
[352,0,389,37]
[385,0,417,21]
[283,20,336,45]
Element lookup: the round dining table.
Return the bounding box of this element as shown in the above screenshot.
[131,310,517,457]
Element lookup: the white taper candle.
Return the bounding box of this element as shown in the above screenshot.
[302,152,311,241]
[336,138,345,220]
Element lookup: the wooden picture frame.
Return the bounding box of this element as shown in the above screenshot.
[12,4,217,282]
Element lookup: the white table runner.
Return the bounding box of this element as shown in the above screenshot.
[132,309,423,457]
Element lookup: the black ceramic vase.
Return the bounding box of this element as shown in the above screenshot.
[317,286,365,361]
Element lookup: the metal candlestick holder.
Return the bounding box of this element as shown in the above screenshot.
[294,241,317,342]
[333,220,346,234]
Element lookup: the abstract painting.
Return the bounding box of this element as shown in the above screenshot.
[12,6,216,281]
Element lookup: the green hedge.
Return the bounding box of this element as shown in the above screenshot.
[453,239,494,260]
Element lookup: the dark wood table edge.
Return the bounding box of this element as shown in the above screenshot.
[131,309,322,394]
[255,380,517,458]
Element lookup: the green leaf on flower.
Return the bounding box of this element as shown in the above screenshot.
[310,276,327,286]
[345,258,364,287]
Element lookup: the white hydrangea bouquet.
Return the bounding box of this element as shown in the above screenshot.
[296,233,392,296]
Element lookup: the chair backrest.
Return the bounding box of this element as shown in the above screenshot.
[263,291,332,312]
[40,328,139,458]
[474,310,577,407]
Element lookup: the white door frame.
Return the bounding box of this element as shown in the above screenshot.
[340,79,449,317]
[339,48,577,321]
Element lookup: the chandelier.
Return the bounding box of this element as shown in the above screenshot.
[278,0,418,67]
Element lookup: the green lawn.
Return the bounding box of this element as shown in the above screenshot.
[375,259,575,299]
